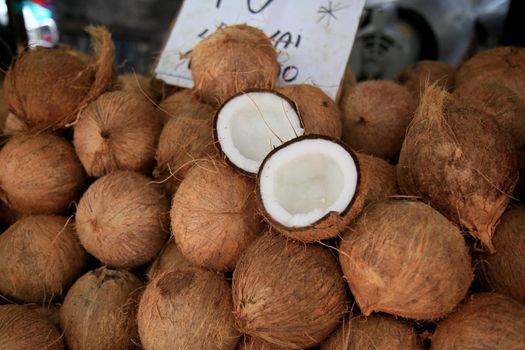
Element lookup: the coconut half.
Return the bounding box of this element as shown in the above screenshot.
[257,135,363,242]
[214,90,304,174]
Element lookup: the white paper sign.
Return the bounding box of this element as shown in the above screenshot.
[155,0,365,99]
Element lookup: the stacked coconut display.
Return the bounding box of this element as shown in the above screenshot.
[0,23,524,350]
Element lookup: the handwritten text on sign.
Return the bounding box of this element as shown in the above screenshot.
[155,0,365,99]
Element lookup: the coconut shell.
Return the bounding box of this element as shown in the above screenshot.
[115,73,155,100]
[0,304,64,350]
[159,88,215,123]
[432,293,525,350]
[339,200,472,320]
[146,239,199,281]
[396,60,455,101]
[232,233,347,349]
[171,158,264,272]
[138,267,240,350]
[60,267,142,350]
[238,336,286,350]
[0,215,88,303]
[73,91,162,177]
[191,24,279,105]
[3,112,27,136]
[3,26,115,130]
[397,85,518,252]
[357,152,398,206]
[0,132,85,214]
[76,171,169,268]
[25,304,61,330]
[340,80,416,160]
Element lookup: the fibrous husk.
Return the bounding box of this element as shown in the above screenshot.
[0,132,85,214]
[0,304,64,350]
[149,77,181,102]
[3,113,27,136]
[158,88,215,123]
[397,84,518,252]
[339,200,472,320]
[76,171,169,268]
[115,73,155,100]
[138,267,240,350]
[171,158,264,272]
[431,293,525,350]
[238,336,286,350]
[340,80,416,160]
[60,267,143,350]
[0,215,88,302]
[3,26,116,130]
[25,304,61,330]
[357,152,398,206]
[73,91,162,177]
[191,24,279,105]
[146,239,200,281]
[396,60,455,101]
[232,233,347,349]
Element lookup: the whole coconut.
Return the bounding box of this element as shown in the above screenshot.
[138,267,240,350]
[233,233,347,349]
[60,267,143,350]
[73,91,162,177]
[357,152,398,206]
[0,132,85,214]
[146,239,198,281]
[0,304,63,350]
[397,85,518,252]
[339,200,472,320]
[76,171,169,268]
[116,73,155,100]
[158,88,214,123]
[0,215,88,302]
[171,158,264,272]
[191,24,279,105]
[432,293,525,350]
[396,60,455,101]
[238,336,286,350]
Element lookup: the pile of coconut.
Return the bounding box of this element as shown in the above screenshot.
[0,24,524,350]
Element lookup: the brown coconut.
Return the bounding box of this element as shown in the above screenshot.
[76,171,169,268]
[0,304,63,350]
[357,152,398,206]
[25,304,61,329]
[397,85,518,252]
[115,73,155,100]
[146,239,199,281]
[3,26,115,130]
[73,91,162,177]
[138,267,240,350]
[0,215,87,302]
[60,267,142,350]
[340,80,416,160]
[171,158,264,272]
[233,233,347,349]
[396,60,455,101]
[432,293,525,350]
[277,84,343,138]
[339,200,472,320]
[159,88,215,123]
[238,336,286,350]
[191,24,279,105]
[0,132,85,214]
[3,113,27,136]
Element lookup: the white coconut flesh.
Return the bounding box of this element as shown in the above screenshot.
[259,138,359,228]
[216,91,304,173]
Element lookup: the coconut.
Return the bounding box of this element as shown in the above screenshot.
[0,132,85,214]
[0,304,63,350]
[396,60,455,101]
[158,88,215,123]
[3,26,115,130]
[146,239,198,280]
[340,80,416,160]
[277,84,343,138]
[238,336,286,350]
[357,152,398,206]
[232,233,347,349]
[321,314,422,350]
[191,24,279,105]
[257,135,365,242]
[0,215,87,302]
[60,267,142,350]
[397,85,518,252]
[339,200,472,320]
[115,73,155,100]
[138,267,240,350]
[76,171,169,268]
[3,113,27,136]
[73,91,162,177]
[432,293,525,349]
[25,304,61,329]
[171,158,263,271]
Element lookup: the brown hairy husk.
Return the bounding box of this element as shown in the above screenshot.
[115,73,155,100]
[238,336,286,350]
[25,304,61,329]
[146,239,200,281]
[396,60,455,101]
[158,88,215,123]
[357,152,398,206]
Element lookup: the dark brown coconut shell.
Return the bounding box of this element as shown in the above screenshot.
[25,304,61,329]
[232,233,347,349]
[73,91,163,177]
[339,200,472,320]
[0,215,87,302]
[432,293,525,350]
[396,60,455,101]
[397,85,518,252]
[340,80,416,160]
[238,336,286,350]
[357,152,398,206]
[3,112,27,136]
[3,26,115,130]
[138,267,240,350]
[171,158,264,272]
[146,239,199,281]
[0,304,64,350]
[115,73,155,100]
[159,88,215,123]
[0,132,85,214]
[76,171,169,268]
[191,24,279,105]
[60,267,142,350]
